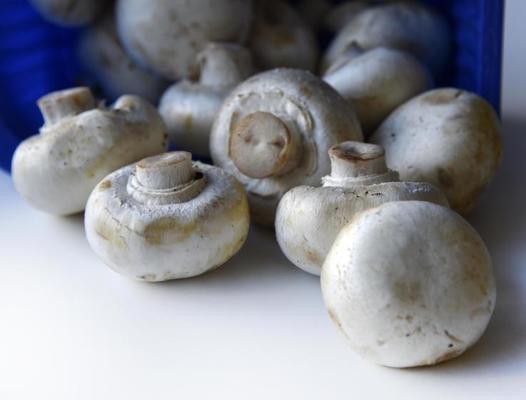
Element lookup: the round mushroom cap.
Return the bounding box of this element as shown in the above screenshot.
[322,2,450,75]
[370,88,502,214]
[116,0,253,80]
[85,158,250,281]
[321,201,496,368]
[30,0,106,26]
[210,68,363,226]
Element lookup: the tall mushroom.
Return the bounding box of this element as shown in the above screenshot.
[210,68,363,226]
[12,87,168,215]
[85,151,250,281]
[275,142,448,275]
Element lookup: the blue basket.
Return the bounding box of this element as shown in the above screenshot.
[0,0,504,172]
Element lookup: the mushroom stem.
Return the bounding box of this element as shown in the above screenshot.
[135,152,194,190]
[323,141,398,187]
[229,112,303,179]
[198,43,252,88]
[38,87,96,127]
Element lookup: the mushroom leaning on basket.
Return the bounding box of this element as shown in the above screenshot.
[85,151,250,282]
[116,0,253,80]
[210,68,363,226]
[370,88,502,214]
[29,0,106,26]
[321,200,496,368]
[159,43,253,158]
[11,87,168,215]
[323,47,433,136]
[275,141,448,276]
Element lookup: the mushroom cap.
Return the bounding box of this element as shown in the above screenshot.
[370,88,502,214]
[321,201,496,368]
[276,181,448,276]
[85,160,250,281]
[29,0,106,26]
[322,2,450,75]
[78,13,169,103]
[322,0,372,33]
[323,47,432,136]
[12,94,167,215]
[116,0,253,80]
[210,68,363,226]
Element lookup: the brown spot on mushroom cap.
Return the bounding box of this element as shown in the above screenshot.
[422,88,463,104]
[393,281,422,303]
[94,218,128,249]
[437,168,454,188]
[98,180,112,190]
[144,218,198,245]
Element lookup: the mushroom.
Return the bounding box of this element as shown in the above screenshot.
[275,141,448,276]
[84,151,250,281]
[321,2,450,75]
[29,0,106,26]
[159,43,253,157]
[12,87,168,215]
[78,13,169,103]
[322,0,373,33]
[249,0,319,71]
[323,47,432,136]
[210,68,363,226]
[116,0,253,80]
[321,200,496,368]
[370,88,502,214]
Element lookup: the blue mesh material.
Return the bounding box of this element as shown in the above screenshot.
[0,0,504,172]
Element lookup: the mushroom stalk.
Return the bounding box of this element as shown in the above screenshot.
[38,87,96,127]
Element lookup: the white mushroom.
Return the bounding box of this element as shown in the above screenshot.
[322,0,373,33]
[322,2,450,75]
[210,68,363,226]
[276,141,448,276]
[116,0,253,80]
[78,13,169,103]
[321,201,496,368]
[29,0,106,26]
[323,47,432,136]
[85,151,250,281]
[12,87,168,215]
[159,43,253,157]
[370,88,502,214]
[249,0,319,71]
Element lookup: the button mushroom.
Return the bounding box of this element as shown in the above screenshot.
[85,151,250,281]
[249,0,319,72]
[322,2,450,75]
[370,88,503,214]
[12,87,168,215]
[321,201,496,367]
[323,47,432,136]
[29,0,105,26]
[210,68,363,226]
[78,13,169,103]
[159,43,253,158]
[116,0,253,80]
[275,141,448,276]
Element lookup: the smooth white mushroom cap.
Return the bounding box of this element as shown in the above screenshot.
[210,68,363,226]
[323,47,433,136]
[116,0,253,80]
[370,88,502,214]
[85,153,250,281]
[12,88,168,215]
[321,201,496,368]
[322,2,450,75]
[276,142,448,275]
[30,0,105,26]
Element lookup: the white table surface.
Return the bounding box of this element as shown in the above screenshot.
[2,2,526,399]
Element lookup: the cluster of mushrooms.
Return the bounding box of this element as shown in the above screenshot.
[15,0,502,368]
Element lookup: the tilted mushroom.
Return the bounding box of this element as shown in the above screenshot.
[322,0,372,33]
[275,142,448,276]
[321,2,450,75]
[78,13,169,103]
[116,0,253,80]
[12,87,168,215]
[323,47,432,136]
[249,0,319,72]
[159,43,253,157]
[85,151,250,281]
[210,68,363,226]
[321,201,496,368]
[29,0,106,26]
[370,88,502,214]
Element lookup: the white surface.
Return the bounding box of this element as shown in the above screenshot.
[1,1,526,399]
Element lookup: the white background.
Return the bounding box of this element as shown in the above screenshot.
[1,1,525,399]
